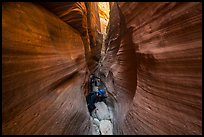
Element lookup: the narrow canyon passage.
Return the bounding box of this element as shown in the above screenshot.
[2,2,202,135]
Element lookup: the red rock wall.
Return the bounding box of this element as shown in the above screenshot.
[40,2,102,72]
[100,2,202,135]
[85,2,103,72]
[2,2,93,134]
[2,2,202,135]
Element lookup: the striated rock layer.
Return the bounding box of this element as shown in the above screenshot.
[2,2,202,135]
[98,2,110,34]
[99,2,202,135]
[40,2,102,72]
[98,2,110,56]
[40,3,103,96]
[2,2,102,135]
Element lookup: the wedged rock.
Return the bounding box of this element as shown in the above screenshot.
[95,102,110,120]
[93,118,100,127]
[92,124,100,135]
[99,120,113,135]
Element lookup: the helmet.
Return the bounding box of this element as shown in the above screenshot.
[98,89,105,96]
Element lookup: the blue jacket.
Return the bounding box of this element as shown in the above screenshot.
[86,92,97,105]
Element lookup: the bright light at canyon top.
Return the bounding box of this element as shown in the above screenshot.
[98,2,110,34]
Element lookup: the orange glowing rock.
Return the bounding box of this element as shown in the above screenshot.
[98,2,110,34]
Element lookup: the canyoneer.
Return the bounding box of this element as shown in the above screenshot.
[86,88,107,115]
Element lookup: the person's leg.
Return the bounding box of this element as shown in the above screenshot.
[89,104,96,115]
[88,104,92,114]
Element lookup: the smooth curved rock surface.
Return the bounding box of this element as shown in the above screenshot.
[99,2,202,135]
[41,2,102,73]
[2,2,202,135]
[2,2,102,135]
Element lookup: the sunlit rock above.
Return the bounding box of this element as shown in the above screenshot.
[98,2,110,34]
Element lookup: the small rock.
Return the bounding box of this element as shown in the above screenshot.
[95,102,110,120]
[99,120,113,135]
[93,118,100,127]
[92,86,98,92]
[91,109,98,119]
[92,124,100,135]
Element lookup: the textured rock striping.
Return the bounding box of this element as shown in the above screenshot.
[2,2,202,135]
[99,2,202,135]
[2,2,102,135]
[41,2,103,73]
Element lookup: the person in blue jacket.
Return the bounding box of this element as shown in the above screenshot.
[86,89,107,114]
[97,89,107,102]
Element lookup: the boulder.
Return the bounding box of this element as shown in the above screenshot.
[99,120,113,135]
[93,118,100,127]
[92,124,100,135]
[95,102,110,120]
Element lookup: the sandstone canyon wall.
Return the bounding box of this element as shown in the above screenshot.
[40,2,102,72]
[2,2,202,135]
[99,2,202,135]
[98,2,110,56]
[2,2,102,134]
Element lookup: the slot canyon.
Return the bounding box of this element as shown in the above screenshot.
[2,2,202,135]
